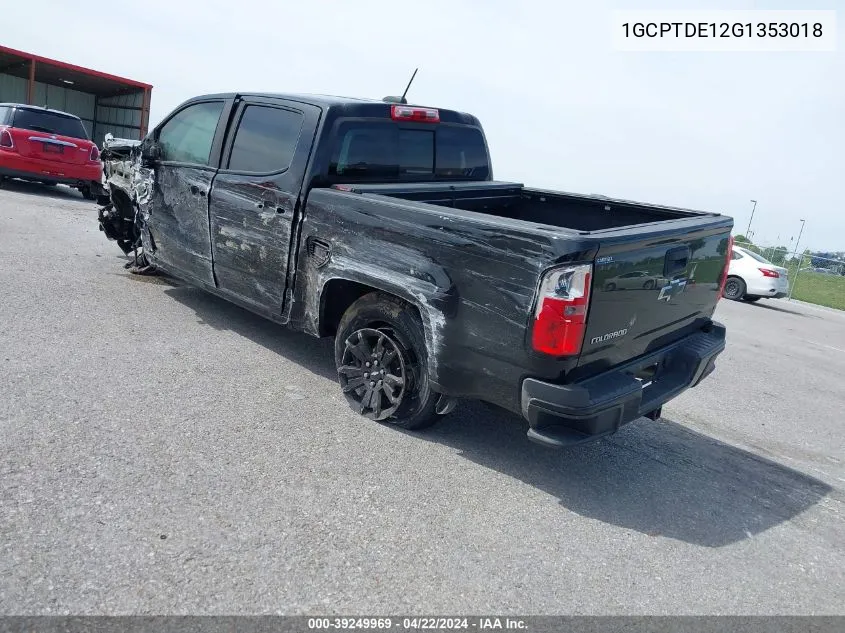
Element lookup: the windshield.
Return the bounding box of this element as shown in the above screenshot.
[12,108,89,140]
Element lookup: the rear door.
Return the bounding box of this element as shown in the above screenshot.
[578,219,732,376]
[143,99,230,287]
[8,107,93,165]
[208,97,321,314]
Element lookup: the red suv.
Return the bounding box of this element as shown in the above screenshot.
[0,103,103,199]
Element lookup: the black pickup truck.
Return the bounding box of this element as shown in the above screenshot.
[98,92,733,447]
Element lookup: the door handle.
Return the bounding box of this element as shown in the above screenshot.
[189,185,206,197]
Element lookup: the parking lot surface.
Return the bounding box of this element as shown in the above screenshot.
[1,182,843,614]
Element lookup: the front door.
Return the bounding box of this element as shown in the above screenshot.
[208,98,321,313]
[143,99,229,286]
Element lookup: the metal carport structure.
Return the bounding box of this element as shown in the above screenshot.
[0,46,152,147]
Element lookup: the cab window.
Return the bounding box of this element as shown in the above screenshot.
[158,101,224,165]
[227,105,304,173]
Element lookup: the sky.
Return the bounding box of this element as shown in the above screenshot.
[7,0,844,251]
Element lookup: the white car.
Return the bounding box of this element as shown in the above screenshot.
[723,245,789,302]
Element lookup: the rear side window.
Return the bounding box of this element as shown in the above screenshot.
[227,105,304,173]
[0,106,10,125]
[158,101,224,165]
[12,108,88,139]
[329,121,490,182]
[434,126,490,178]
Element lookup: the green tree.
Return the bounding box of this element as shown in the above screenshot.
[770,246,789,265]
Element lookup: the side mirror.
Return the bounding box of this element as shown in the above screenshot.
[141,142,161,166]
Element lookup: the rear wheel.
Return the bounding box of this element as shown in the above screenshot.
[334,292,440,430]
[80,185,96,200]
[723,276,746,301]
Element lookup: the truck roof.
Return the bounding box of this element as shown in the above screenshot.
[183,93,479,124]
[187,92,412,106]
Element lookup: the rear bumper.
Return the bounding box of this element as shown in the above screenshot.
[0,152,102,186]
[746,277,789,298]
[521,323,726,447]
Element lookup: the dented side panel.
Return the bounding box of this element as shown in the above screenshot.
[208,180,295,309]
[207,99,321,314]
[142,164,217,287]
[291,189,597,412]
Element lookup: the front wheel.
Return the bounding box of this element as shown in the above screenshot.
[334,292,440,430]
[723,276,746,301]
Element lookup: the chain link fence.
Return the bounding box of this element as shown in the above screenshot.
[734,240,845,310]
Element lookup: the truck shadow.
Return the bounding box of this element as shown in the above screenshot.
[420,404,833,548]
[164,285,338,382]
[748,301,817,318]
[165,285,831,548]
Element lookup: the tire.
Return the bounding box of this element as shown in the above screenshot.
[723,276,746,301]
[643,279,655,290]
[80,185,96,201]
[743,296,761,303]
[605,283,617,292]
[334,292,440,430]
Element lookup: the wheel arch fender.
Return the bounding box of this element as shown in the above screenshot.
[318,271,457,382]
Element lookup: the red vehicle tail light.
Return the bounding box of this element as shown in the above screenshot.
[717,235,734,300]
[759,268,779,278]
[531,264,592,356]
[390,105,440,123]
[0,129,14,149]
[89,145,100,161]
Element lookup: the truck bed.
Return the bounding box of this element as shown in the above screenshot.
[332,181,718,233]
[322,179,732,384]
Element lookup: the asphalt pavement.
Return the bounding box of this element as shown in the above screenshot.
[1,181,843,614]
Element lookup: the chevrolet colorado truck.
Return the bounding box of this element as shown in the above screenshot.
[97,92,733,447]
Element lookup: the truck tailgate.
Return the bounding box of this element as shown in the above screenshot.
[579,217,732,376]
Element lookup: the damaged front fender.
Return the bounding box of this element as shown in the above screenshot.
[97,134,155,258]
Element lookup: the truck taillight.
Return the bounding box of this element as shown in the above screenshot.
[89,145,100,161]
[0,129,14,149]
[759,268,779,278]
[531,264,592,356]
[390,105,440,123]
[717,235,733,301]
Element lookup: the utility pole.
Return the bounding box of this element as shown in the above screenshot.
[788,219,806,301]
[745,200,757,238]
